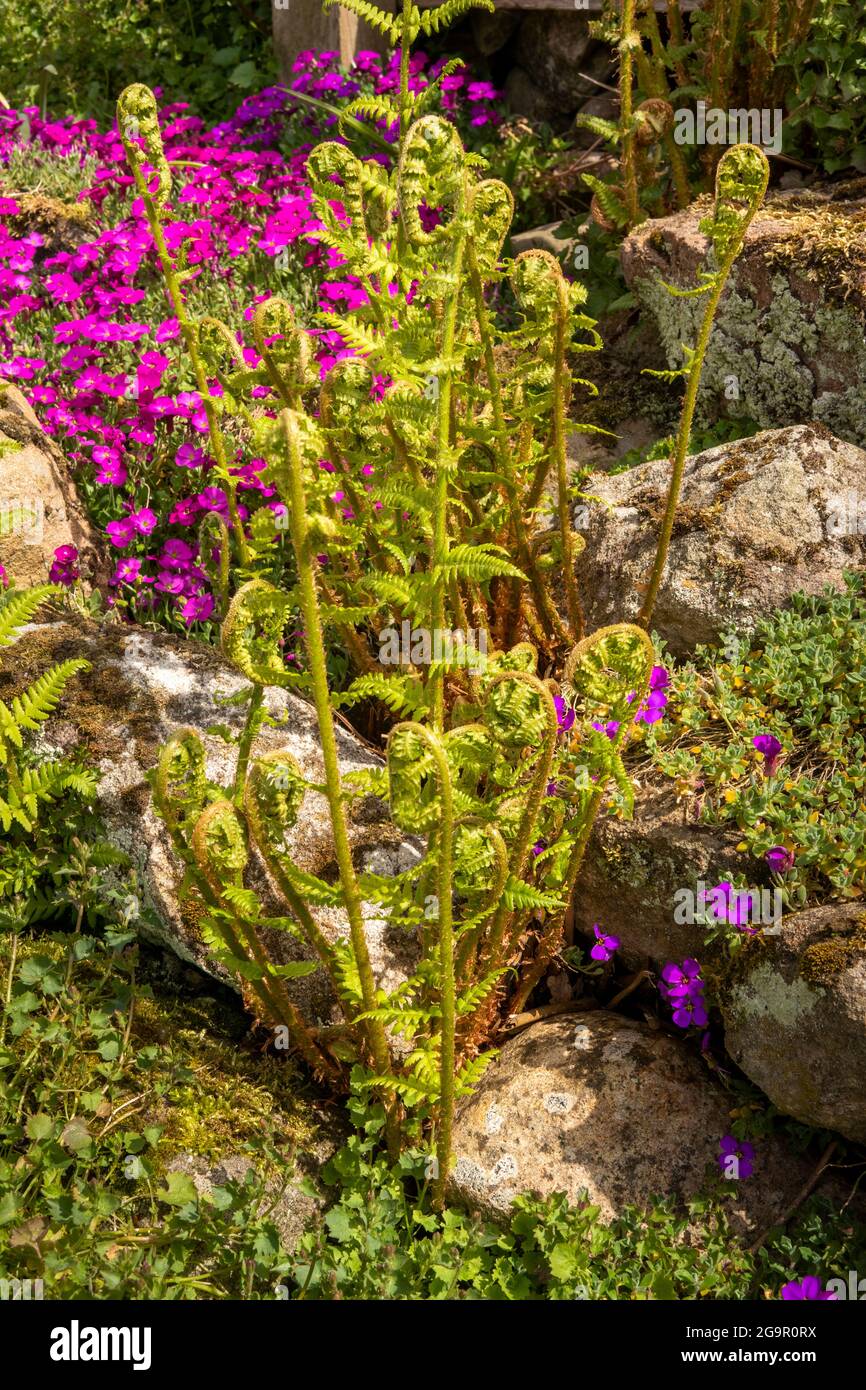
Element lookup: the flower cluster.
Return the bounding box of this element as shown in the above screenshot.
[592,664,669,740]
[658,957,708,1029]
[48,543,79,585]
[0,52,500,625]
[700,879,757,934]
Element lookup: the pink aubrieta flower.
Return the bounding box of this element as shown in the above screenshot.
[553,695,575,734]
[49,544,79,585]
[105,518,136,549]
[181,593,215,624]
[753,733,782,775]
[766,846,795,875]
[590,924,620,962]
[110,557,142,585]
[781,1278,836,1301]
[717,1134,755,1180]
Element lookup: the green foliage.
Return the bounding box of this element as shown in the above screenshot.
[289,1111,866,1299]
[778,0,866,175]
[126,0,762,1195]
[0,0,275,123]
[645,576,866,907]
[584,0,818,230]
[0,921,298,1298]
[0,584,94,835]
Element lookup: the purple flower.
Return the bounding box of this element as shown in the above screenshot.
[129,506,158,536]
[633,666,670,724]
[553,695,574,734]
[111,557,142,585]
[671,993,708,1029]
[181,593,215,624]
[592,720,620,740]
[659,958,702,1000]
[701,881,756,932]
[766,846,795,875]
[717,1134,755,1180]
[0,564,7,590]
[753,733,782,775]
[590,924,620,962]
[660,958,708,1029]
[531,839,546,857]
[159,539,195,570]
[105,518,136,549]
[781,1278,836,1301]
[49,544,79,585]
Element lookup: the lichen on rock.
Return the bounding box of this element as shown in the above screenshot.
[621,185,866,446]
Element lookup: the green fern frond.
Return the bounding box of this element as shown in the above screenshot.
[0,583,61,649]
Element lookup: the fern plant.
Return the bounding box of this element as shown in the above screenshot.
[122,0,766,1198]
[0,583,94,837]
[583,0,810,229]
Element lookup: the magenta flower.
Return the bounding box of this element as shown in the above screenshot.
[553,695,575,734]
[701,881,757,933]
[659,958,702,999]
[111,557,142,585]
[659,958,708,1029]
[590,924,620,962]
[129,506,158,536]
[633,665,670,724]
[0,563,8,589]
[781,1278,836,1301]
[592,719,620,740]
[753,733,782,775]
[181,593,215,624]
[717,1134,755,1180]
[105,518,135,549]
[159,539,195,570]
[49,544,79,585]
[766,846,794,875]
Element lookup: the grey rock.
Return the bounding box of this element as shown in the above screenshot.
[515,14,599,111]
[510,220,573,260]
[620,188,866,446]
[576,423,866,655]
[504,66,559,125]
[572,777,743,967]
[0,383,107,594]
[450,1011,812,1231]
[471,8,519,56]
[721,904,866,1143]
[7,618,418,1026]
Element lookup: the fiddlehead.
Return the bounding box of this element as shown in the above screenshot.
[220,579,298,688]
[638,144,769,629]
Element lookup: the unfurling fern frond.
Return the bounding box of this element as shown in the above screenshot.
[220,579,298,687]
